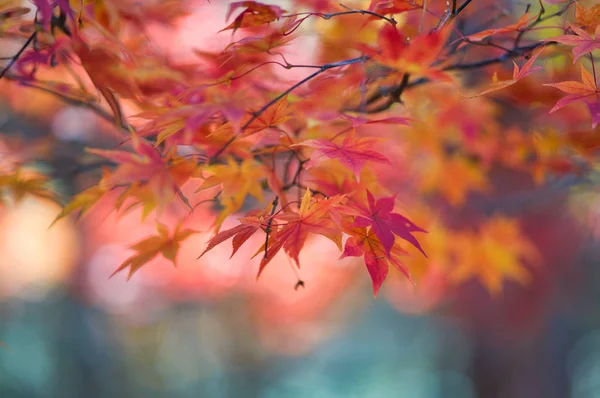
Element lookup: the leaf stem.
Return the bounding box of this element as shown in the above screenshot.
[263,196,279,259]
[590,52,598,89]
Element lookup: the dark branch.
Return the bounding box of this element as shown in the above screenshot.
[0,32,37,80]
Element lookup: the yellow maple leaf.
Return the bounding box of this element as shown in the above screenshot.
[0,168,59,205]
[450,216,539,295]
[418,154,489,206]
[198,157,266,228]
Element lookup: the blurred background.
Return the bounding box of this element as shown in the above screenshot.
[2,0,600,397]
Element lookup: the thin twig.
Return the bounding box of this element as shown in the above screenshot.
[4,74,131,134]
[455,0,473,16]
[0,32,38,80]
[590,53,597,90]
[209,56,369,163]
[283,8,397,26]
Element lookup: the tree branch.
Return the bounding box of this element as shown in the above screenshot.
[0,32,37,80]
[209,56,369,163]
[3,74,131,134]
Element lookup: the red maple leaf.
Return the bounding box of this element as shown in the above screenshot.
[258,189,344,276]
[341,227,413,296]
[352,190,427,257]
[198,202,276,259]
[359,23,453,81]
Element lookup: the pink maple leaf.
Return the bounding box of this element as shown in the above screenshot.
[295,131,391,180]
[352,190,427,257]
[550,24,600,62]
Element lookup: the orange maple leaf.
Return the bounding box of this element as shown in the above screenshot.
[71,35,139,126]
[450,217,539,295]
[462,12,534,43]
[111,222,198,280]
[52,183,108,225]
[221,1,286,32]
[242,96,292,136]
[464,49,544,98]
[418,153,489,206]
[575,3,600,32]
[87,133,198,214]
[368,0,423,15]
[224,16,299,54]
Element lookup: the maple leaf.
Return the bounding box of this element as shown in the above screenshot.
[292,68,366,120]
[368,0,423,15]
[198,157,266,227]
[221,1,286,32]
[0,168,59,204]
[111,222,198,280]
[137,102,253,158]
[449,216,539,295]
[544,65,600,128]
[418,153,489,205]
[198,201,277,259]
[242,96,292,136]
[71,36,140,125]
[224,16,299,54]
[92,0,191,32]
[87,133,198,215]
[575,3,600,32]
[359,23,453,81]
[32,0,54,31]
[294,130,391,180]
[306,165,380,210]
[12,37,74,80]
[463,12,533,43]
[257,189,344,276]
[465,49,543,97]
[549,24,600,62]
[352,190,426,257]
[341,227,412,297]
[52,183,107,225]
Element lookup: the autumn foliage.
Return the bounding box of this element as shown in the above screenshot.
[1,0,599,298]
